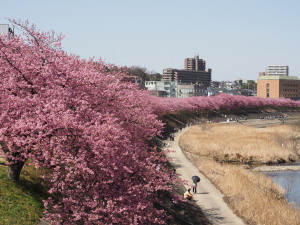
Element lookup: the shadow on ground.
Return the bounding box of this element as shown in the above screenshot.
[156,185,212,225]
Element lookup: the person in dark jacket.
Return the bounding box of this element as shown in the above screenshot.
[192,176,201,193]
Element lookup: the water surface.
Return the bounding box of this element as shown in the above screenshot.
[262,169,300,207]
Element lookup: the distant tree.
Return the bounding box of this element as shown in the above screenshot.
[241,80,257,90]
[236,79,243,85]
[148,71,162,81]
[128,66,148,82]
[128,66,162,82]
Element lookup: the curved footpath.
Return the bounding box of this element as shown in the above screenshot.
[165,127,245,225]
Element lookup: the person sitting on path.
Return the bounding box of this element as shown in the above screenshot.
[183,188,193,200]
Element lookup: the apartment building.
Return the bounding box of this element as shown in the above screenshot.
[162,68,211,86]
[184,55,206,71]
[162,55,212,87]
[260,65,289,77]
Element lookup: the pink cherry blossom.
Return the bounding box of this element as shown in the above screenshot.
[0,19,179,224]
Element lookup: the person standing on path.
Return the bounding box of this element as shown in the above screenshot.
[165,126,246,224]
[192,175,201,193]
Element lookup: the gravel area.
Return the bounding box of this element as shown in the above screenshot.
[253,165,300,172]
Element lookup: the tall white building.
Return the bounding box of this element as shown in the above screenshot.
[0,24,13,39]
[0,24,9,35]
[265,65,289,76]
[0,24,14,39]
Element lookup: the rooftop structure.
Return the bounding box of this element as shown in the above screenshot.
[258,75,298,80]
[261,65,289,77]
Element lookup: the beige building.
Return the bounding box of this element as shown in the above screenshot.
[257,75,300,99]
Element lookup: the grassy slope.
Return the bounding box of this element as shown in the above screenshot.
[0,164,210,225]
[0,164,47,225]
[162,106,300,137]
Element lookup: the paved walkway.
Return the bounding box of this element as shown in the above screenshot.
[165,128,245,225]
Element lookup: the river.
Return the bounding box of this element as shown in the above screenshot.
[261,164,300,207]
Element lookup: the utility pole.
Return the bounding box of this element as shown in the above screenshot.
[247,81,249,96]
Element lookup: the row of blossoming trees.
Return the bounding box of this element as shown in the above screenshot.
[150,94,300,116]
[0,20,299,224]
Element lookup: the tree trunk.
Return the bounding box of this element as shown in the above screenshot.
[8,161,25,182]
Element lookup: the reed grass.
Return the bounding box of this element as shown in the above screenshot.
[179,124,300,164]
[186,156,300,225]
[179,123,300,224]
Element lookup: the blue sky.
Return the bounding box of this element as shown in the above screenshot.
[2,0,300,81]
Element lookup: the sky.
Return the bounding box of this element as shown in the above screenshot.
[1,0,300,81]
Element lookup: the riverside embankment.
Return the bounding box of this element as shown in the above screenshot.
[165,128,246,225]
[173,110,300,225]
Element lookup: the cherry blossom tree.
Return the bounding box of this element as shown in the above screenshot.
[0,19,178,224]
[150,93,300,115]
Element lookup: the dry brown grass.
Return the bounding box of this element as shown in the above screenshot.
[179,123,300,224]
[179,123,300,164]
[186,156,300,225]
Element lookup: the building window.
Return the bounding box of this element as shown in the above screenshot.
[266,83,270,98]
